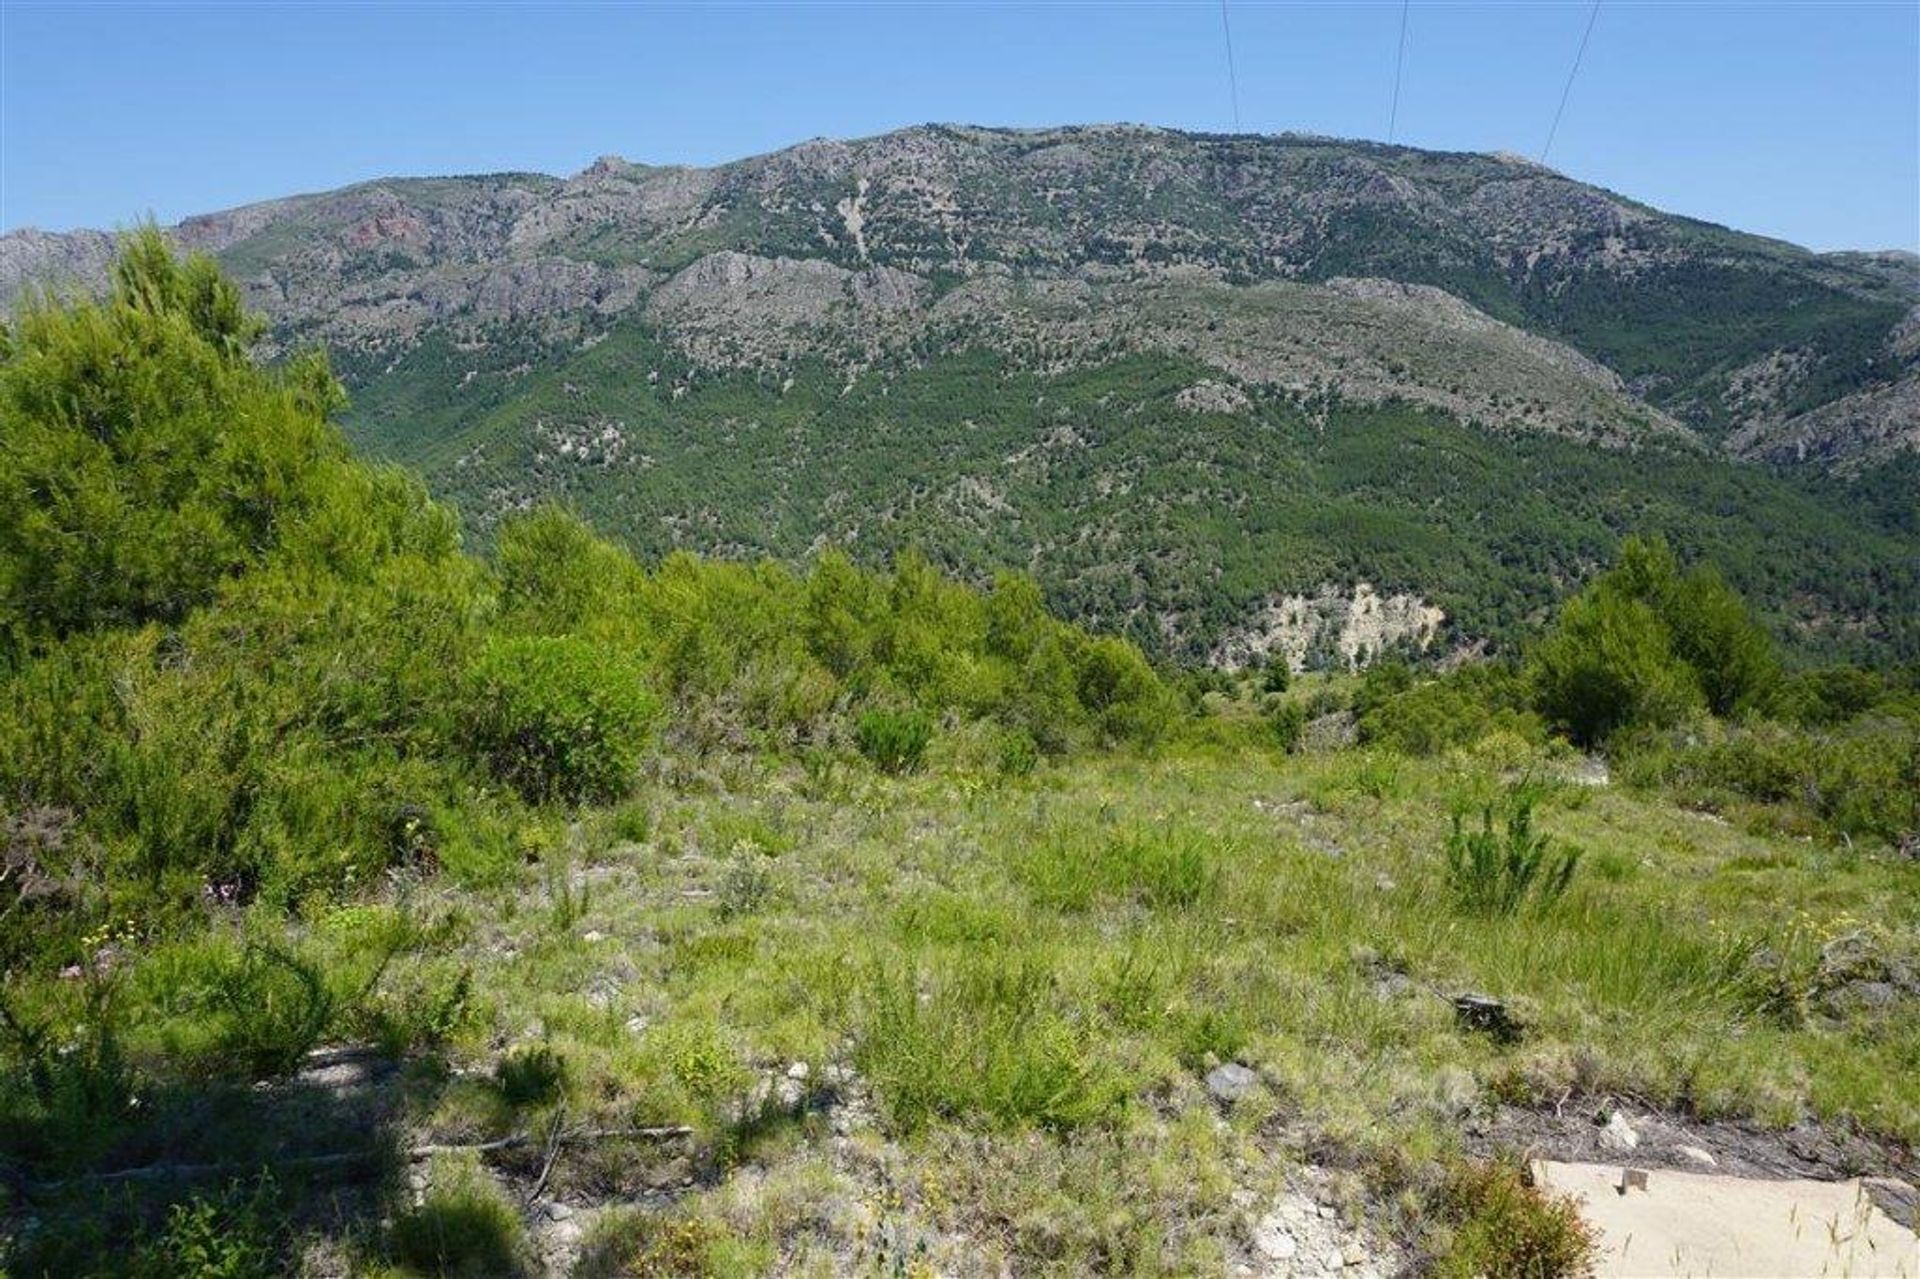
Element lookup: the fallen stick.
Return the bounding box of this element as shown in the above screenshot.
[20,1124,694,1193]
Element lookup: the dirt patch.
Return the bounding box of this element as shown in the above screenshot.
[1474,1097,1914,1184]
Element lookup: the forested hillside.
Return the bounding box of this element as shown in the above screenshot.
[4,126,1915,663]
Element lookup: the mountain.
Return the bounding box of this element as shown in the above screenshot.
[4,124,1916,662]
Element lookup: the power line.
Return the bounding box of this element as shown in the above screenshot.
[1220,0,1242,132]
[1540,0,1602,163]
[1387,0,1410,143]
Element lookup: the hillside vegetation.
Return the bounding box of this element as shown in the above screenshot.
[1,238,1917,1277]
[4,126,1916,664]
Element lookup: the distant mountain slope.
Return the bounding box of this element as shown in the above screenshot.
[3,125,1915,661]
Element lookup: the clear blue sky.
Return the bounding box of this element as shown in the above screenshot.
[2,1,1915,252]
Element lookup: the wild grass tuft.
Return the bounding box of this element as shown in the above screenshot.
[859,954,1129,1134]
[1444,788,1582,917]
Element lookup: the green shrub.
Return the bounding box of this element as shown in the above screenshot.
[494,1043,566,1109]
[390,1157,530,1277]
[463,635,658,804]
[1619,717,1920,847]
[608,801,653,844]
[1444,790,1581,917]
[1260,657,1291,694]
[1531,536,1784,745]
[854,707,933,774]
[1531,588,1700,747]
[129,1174,284,1279]
[1431,1157,1596,1279]
[859,956,1127,1133]
[997,727,1041,778]
[1268,699,1307,753]
[1073,638,1173,746]
[1016,828,1220,912]
[1358,664,1541,756]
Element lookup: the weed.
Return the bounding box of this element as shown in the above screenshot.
[1444,790,1582,917]
[856,708,933,774]
[860,956,1128,1133]
[609,801,653,845]
[717,849,777,919]
[128,1173,284,1279]
[390,1156,530,1277]
[1016,828,1219,912]
[495,1043,566,1108]
[1429,1156,1596,1279]
[575,1206,723,1278]
[546,862,593,934]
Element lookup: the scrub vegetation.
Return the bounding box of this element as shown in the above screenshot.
[1,237,1915,1276]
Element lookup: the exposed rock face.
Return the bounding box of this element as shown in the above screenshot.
[0,226,115,300]
[1175,379,1252,415]
[1212,584,1446,673]
[645,251,927,368]
[2,123,1909,465]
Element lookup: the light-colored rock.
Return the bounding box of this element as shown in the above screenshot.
[1211,583,1445,674]
[1251,1215,1298,1260]
[1206,1062,1259,1102]
[1600,1110,1640,1151]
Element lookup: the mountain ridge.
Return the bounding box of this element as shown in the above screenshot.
[3,123,1915,661]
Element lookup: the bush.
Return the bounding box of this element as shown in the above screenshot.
[1444,790,1581,917]
[494,1043,566,1108]
[1531,536,1783,745]
[855,707,933,774]
[1531,588,1700,747]
[1618,717,1919,848]
[1072,637,1173,747]
[463,635,658,804]
[859,955,1127,1133]
[1268,699,1307,753]
[129,1174,284,1279]
[1358,664,1541,757]
[391,1158,530,1277]
[997,727,1041,778]
[1431,1157,1596,1279]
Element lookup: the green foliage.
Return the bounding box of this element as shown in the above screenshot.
[0,226,451,645]
[1260,656,1291,694]
[860,955,1128,1134]
[1267,699,1307,752]
[1358,664,1541,756]
[1531,562,1702,747]
[1072,637,1174,747]
[1430,1157,1597,1279]
[1444,789,1581,917]
[1618,716,1920,848]
[463,635,658,804]
[854,707,933,775]
[1533,536,1783,745]
[128,1174,284,1279]
[1016,827,1220,912]
[494,1043,566,1108]
[390,1157,530,1277]
[351,327,1920,671]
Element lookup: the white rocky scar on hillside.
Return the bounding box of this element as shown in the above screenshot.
[1211,584,1445,673]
